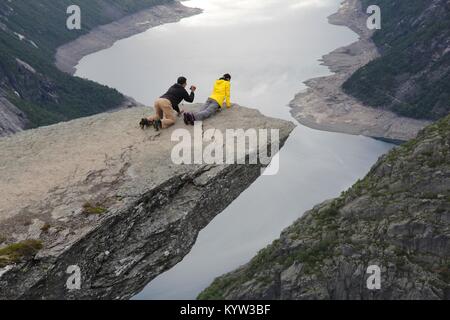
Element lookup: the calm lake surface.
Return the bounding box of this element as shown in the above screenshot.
[76,0,394,300]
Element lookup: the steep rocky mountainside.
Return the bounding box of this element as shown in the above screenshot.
[343,0,450,120]
[0,88,28,135]
[0,104,294,299]
[199,114,450,300]
[0,0,172,135]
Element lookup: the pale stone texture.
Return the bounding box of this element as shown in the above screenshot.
[0,104,294,299]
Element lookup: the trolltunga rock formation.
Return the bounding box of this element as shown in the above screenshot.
[0,104,295,299]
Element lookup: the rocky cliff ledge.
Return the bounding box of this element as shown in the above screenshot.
[200,115,450,300]
[0,105,294,299]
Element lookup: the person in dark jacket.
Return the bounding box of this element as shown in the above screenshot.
[140,76,196,130]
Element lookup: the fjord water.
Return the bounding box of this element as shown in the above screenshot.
[76,0,394,299]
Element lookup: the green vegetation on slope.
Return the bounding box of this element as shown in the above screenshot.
[0,240,43,268]
[0,0,173,53]
[0,33,124,127]
[0,0,172,129]
[343,0,450,120]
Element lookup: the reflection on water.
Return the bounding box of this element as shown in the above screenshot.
[76,0,394,300]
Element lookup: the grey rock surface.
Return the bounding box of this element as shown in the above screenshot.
[0,104,295,299]
[200,115,450,300]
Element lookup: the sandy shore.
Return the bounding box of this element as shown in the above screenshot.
[289,0,430,142]
[55,1,202,75]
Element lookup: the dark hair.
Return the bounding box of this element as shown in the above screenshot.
[177,76,187,85]
[220,73,231,81]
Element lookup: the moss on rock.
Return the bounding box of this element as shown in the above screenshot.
[0,240,43,268]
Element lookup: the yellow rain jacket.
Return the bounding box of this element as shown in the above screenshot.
[209,79,231,108]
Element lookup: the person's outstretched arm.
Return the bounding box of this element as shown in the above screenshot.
[225,82,231,108]
[184,88,195,103]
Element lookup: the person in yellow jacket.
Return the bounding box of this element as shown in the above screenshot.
[183,74,231,125]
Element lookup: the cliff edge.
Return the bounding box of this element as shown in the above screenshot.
[0,104,295,299]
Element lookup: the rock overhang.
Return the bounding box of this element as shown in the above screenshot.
[0,103,295,299]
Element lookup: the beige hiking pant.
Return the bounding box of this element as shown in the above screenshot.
[148,98,176,129]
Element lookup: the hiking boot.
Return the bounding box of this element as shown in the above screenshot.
[187,112,195,126]
[153,119,162,131]
[183,113,190,125]
[140,118,152,129]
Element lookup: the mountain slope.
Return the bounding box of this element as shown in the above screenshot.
[0,0,172,134]
[343,0,450,120]
[199,114,450,300]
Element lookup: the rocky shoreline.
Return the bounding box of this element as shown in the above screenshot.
[55,1,202,75]
[289,0,430,142]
